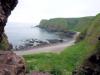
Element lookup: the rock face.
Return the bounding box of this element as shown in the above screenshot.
[0,0,18,42]
[73,52,100,75]
[0,51,26,75]
[0,0,26,75]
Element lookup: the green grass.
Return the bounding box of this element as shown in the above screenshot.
[23,14,100,75]
[39,16,94,32]
[0,33,9,50]
[23,41,92,75]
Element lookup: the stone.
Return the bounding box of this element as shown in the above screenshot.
[0,0,26,75]
[0,51,26,75]
[0,0,18,42]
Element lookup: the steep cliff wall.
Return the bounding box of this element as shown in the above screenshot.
[73,14,100,75]
[0,0,18,50]
[38,17,93,32]
[0,0,26,75]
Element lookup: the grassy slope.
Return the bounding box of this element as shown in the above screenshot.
[23,14,100,75]
[39,16,93,32]
[24,41,88,75]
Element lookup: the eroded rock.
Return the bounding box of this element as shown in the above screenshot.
[0,51,26,75]
[0,0,18,42]
[0,0,26,75]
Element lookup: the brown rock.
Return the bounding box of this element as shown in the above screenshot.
[0,51,26,75]
[0,0,26,75]
[0,0,18,42]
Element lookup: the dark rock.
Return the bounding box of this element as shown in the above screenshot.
[88,54,100,64]
[47,39,63,44]
[0,0,18,42]
[64,31,76,38]
[0,0,26,75]
[73,53,100,75]
[16,39,51,50]
[98,37,100,41]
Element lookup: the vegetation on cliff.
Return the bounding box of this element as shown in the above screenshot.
[24,13,100,75]
[38,16,93,32]
[0,0,18,50]
[74,13,100,75]
[0,33,10,50]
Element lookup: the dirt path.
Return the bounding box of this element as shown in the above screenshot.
[14,40,75,56]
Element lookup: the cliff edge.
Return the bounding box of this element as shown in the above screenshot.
[0,0,26,75]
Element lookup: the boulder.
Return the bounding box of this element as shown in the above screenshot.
[0,51,26,75]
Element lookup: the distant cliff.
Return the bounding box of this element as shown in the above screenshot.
[38,17,94,32]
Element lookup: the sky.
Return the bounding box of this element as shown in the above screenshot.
[8,0,100,24]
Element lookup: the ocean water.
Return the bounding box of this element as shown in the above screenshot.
[5,22,62,47]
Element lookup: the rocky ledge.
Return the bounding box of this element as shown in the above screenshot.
[0,0,26,75]
[0,51,25,75]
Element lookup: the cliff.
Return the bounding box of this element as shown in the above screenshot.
[0,0,26,75]
[24,13,100,75]
[0,0,18,50]
[73,14,100,75]
[38,17,93,32]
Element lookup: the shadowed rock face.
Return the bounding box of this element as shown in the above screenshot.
[0,0,26,75]
[0,0,18,42]
[73,53,100,75]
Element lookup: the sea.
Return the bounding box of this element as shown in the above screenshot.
[5,22,67,48]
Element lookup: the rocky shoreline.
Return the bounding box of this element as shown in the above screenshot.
[14,38,71,50]
[13,27,77,51]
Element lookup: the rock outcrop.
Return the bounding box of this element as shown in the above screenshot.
[0,0,18,42]
[73,52,100,75]
[0,0,18,50]
[0,51,26,75]
[0,0,26,75]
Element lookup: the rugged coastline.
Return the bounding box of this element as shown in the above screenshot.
[12,26,77,51]
[14,39,75,55]
[14,35,75,51]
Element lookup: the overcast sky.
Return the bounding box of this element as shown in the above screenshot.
[8,0,100,24]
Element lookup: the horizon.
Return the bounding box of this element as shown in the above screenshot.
[7,15,95,25]
[8,0,100,24]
